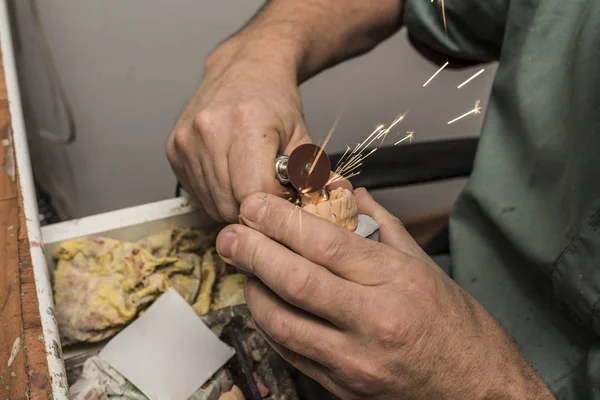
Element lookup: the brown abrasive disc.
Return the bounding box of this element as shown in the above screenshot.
[287,143,331,194]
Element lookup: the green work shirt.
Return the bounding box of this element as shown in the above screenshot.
[403,0,600,398]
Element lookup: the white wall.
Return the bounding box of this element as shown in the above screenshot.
[12,0,496,220]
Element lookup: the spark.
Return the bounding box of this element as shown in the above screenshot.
[327,171,361,186]
[326,172,343,186]
[447,100,482,125]
[384,112,407,135]
[334,125,384,175]
[334,145,351,170]
[283,205,299,243]
[331,110,408,186]
[339,161,363,178]
[373,112,408,148]
[431,0,447,33]
[457,69,485,89]
[395,131,415,145]
[423,62,449,87]
[358,124,386,151]
[441,0,447,34]
[309,111,344,175]
[339,148,376,175]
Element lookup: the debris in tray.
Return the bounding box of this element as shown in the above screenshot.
[53,227,246,345]
[218,385,246,400]
[55,226,336,399]
[193,248,243,315]
[69,356,147,400]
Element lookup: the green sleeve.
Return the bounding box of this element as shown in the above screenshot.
[403,0,510,62]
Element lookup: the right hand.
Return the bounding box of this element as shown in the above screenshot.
[166,42,311,222]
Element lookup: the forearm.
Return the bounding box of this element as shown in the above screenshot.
[464,295,555,400]
[207,0,404,83]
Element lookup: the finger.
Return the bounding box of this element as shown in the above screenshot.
[183,161,223,222]
[166,140,196,202]
[229,126,288,205]
[354,188,440,267]
[190,114,240,222]
[238,193,400,285]
[353,188,419,252]
[254,324,350,399]
[216,224,364,328]
[200,152,239,222]
[243,278,348,369]
[169,129,223,222]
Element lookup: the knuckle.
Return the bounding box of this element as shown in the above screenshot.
[172,129,192,153]
[388,215,403,227]
[374,316,409,349]
[192,110,215,138]
[244,237,260,274]
[319,234,348,264]
[243,278,258,302]
[345,360,387,396]
[243,234,267,275]
[379,215,404,233]
[165,136,176,159]
[284,264,315,301]
[266,309,294,347]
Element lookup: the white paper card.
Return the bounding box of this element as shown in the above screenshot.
[355,214,380,239]
[99,289,235,400]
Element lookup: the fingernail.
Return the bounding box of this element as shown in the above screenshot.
[217,231,238,259]
[243,195,267,222]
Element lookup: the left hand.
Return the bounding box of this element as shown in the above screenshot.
[216,189,553,399]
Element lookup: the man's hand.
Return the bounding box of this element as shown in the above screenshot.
[166,42,310,222]
[215,189,554,399]
[166,0,404,222]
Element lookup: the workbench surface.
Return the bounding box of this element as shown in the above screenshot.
[0,46,53,399]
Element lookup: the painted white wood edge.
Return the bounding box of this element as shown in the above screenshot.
[41,197,197,245]
[0,2,69,397]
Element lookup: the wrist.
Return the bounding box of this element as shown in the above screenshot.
[453,295,555,399]
[476,332,555,399]
[205,25,304,86]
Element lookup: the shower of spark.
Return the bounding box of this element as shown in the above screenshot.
[447,100,482,125]
[457,69,485,89]
[327,112,408,186]
[395,131,415,145]
[423,62,449,87]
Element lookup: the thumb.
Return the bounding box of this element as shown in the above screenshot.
[354,188,427,258]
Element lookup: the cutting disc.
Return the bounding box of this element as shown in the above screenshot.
[287,143,331,194]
